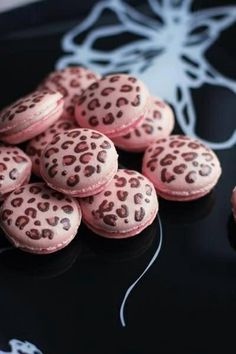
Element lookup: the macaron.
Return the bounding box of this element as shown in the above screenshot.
[231,187,236,221]
[0,182,81,254]
[79,169,158,238]
[40,128,118,197]
[112,96,175,152]
[26,118,78,177]
[142,135,222,201]
[0,89,64,144]
[75,73,150,138]
[0,145,32,200]
[39,66,101,119]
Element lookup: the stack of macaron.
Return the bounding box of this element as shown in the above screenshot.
[0,65,226,255]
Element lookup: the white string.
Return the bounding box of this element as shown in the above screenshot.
[120,213,163,327]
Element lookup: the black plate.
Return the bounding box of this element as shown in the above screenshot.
[0,1,236,353]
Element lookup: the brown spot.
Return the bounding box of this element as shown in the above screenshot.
[46,216,59,226]
[11,197,23,207]
[63,155,76,166]
[103,113,115,125]
[135,207,145,222]
[42,229,54,239]
[131,95,141,107]
[115,176,127,187]
[181,152,198,161]
[89,116,99,127]
[161,168,176,183]
[103,214,117,226]
[80,152,93,164]
[100,140,111,149]
[88,98,100,110]
[160,154,177,166]
[61,141,73,150]
[84,165,95,177]
[1,209,13,221]
[120,84,132,92]
[117,190,128,201]
[185,171,197,183]
[15,216,29,230]
[116,205,129,218]
[199,164,212,177]
[45,147,59,158]
[48,164,58,178]
[60,217,71,230]
[101,87,115,96]
[26,229,40,240]
[25,207,37,218]
[116,97,128,107]
[74,141,89,153]
[29,185,42,194]
[134,193,143,204]
[37,202,50,212]
[97,150,107,163]
[61,205,74,214]
[67,175,80,187]
[173,164,187,174]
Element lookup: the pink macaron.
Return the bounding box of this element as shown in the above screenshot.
[79,169,158,238]
[39,66,101,120]
[40,128,118,197]
[112,96,175,152]
[231,187,236,221]
[0,145,32,200]
[0,89,64,144]
[75,73,150,138]
[0,182,81,254]
[142,135,222,201]
[26,118,78,177]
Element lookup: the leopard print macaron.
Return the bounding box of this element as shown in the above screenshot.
[39,66,101,119]
[142,135,222,201]
[75,73,150,138]
[0,145,32,200]
[0,89,64,144]
[0,182,81,254]
[40,128,118,197]
[26,118,78,177]
[79,169,158,238]
[112,96,175,152]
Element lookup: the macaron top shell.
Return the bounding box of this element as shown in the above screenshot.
[40,66,101,119]
[0,90,63,134]
[231,187,236,221]
[80,169,158,238]
[0,145,32,198]
[112,96,174,152]
[40,128,118,197]
[26,118,78,177]
[0,183,81,254]
[142,135,222,200]
[75,74,150,138]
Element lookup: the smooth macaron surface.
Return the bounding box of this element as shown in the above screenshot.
[142,135,222,201]
[0,90,64,144]
[231,187,236,221]
[0,145,32,199]
[40,66,101,119]
[40,128,118,197]
[75,74,150,138]
[26,118,78,177]
[112,96,175,152]
[79,169,158,238]
[0,183,81,254]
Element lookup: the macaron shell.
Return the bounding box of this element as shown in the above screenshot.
[40,66,101,119]
[231,187,236,221]
[0,90,63,133]
[112,96,174,152]
[26,118,78,177]
[0,146,32,198]
[80,169,158,238]
[75,74,150,138]
[40,129,118,197]
[142,135,222,201]
[0,183,81,254]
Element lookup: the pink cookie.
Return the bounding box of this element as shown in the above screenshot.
[0,90,64,144]
[142,135,222,201]
[0,182,81,254]
[40,128,118,197]
[40,66,101,120]
[231,187,236,221]
[0,145,32,200]
[26,118,78,177]
[79,169,158,238]
[112,96,174,152]
[75,73,150,138]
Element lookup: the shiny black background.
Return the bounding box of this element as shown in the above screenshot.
[0,1,236,353]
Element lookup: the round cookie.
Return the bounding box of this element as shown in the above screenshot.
[0,182,81,254]
[142,135,222,201]
[231,187,236,221]
[40,66,101,120]
[40,128,118,197]
[0,89,64,144]
[112,96,174,152]
[79,169,158,238]
[26,118,78,177]
[0,145,32,200]
[75,73,150,138]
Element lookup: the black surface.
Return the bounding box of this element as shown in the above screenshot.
[0,1,236,353]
